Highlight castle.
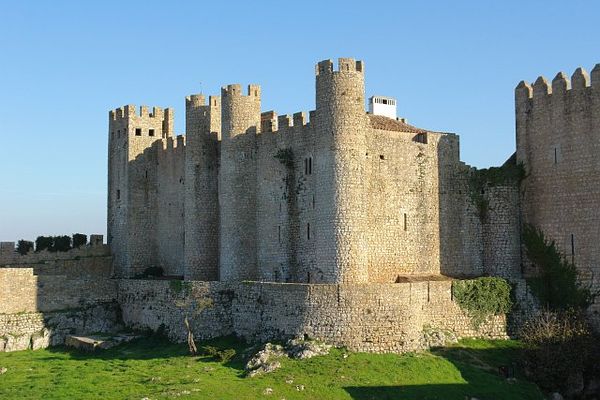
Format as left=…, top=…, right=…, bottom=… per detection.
left=108, top=58, right=527, bottom=284
left=1, top=58, right=598, bottom=353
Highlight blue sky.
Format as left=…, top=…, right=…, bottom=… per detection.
left=0, top=0, right=598, bottom=241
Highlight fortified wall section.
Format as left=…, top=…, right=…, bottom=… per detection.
left=516, top=66, right=600, bottom=295
left=0, top=268, right=120, bottom=352
left=0, top=242, right=112, bottom=278
left=118, top=279, right=509, bottom=353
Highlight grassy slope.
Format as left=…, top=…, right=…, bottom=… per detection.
left=0, top=337, right=543, bottom=400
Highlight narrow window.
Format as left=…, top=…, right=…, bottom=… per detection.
left=571, top=234, right=575, bottom=256
left=312, top=194, right=315, bottom=209
left=554, top=148, right=558, bottom=164
left=304, top=158, right=308, bottom=175
left=145, top=170, right=148, bottom=179
left=403, top=213, right=407, bottom=231
left=308, top=157, right=312, bottom=174
left=135, top=128, right=141, bottom=136
left=278, top=226, right=281, bottom=243
left=116, top=189, right=121, bottom=200
left=149, top=129, right=155, bottom=137
left=111, top=131, right=115, bottom=140
left=307, top=223, right=311, bottom=240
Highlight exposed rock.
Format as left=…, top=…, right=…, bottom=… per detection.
left=286, top=339, right=331, bottom=359
left=65, top=333, right=140, bottom=352
left=246, top=343, right=286, bottom=377
left=420, top=327, right=458, bottom=348
left=263, top=387, right=273, bottom=395
left=0, top=367, right=7, bottom=374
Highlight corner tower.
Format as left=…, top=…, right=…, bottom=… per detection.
left=219, top=84, right=261, bottom=281
left=516, top=64, right=600, bottom=305
left=314, top=58, right=369, bottom=283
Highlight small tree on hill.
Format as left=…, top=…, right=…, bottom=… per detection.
left=16, top=240, right=33, bottom=255
left=52, top=235, right=72, bottom=252
left=35, top=236, right=53, bottom=252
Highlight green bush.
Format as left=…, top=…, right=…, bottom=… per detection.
left=35, top=236, right=53, bottom=252
left=16, top=240, right=33, bottom=255
left=201, top=346, right=235, bottom=363
left=522, top=224, right=595, bottom=311
left=52, top=235, right=72, bottom=252
left=72, top=233, right=87, bottom=248
left=452, top=277, right=512, bottom=327
left=216, top=348, right=236, bottom=363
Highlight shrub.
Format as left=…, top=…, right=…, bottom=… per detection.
left=52, top=235, right=72, bottom=252
left=35, top=236, right=53, bottom=252
left=216, top=348, right=236, bottom=363
left=201, top=346, right=236, bottom=363
left=72, top=233, right=87, bottom=248
left=16, top=240, right=33, bottom=255
left=520, top=310, right=598, bottom=395
left=452, top=277, right=512, bottom=327
left=522, top=224, right=596, bottom=311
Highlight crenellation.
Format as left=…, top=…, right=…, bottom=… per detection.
left=571, top=67, right=590, bottom=89
left=293, top=111, right=306, bottom=127
left=552, top=71, right=570, bottom=93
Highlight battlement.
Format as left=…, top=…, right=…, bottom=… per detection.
left=221, top=84, right=261, bottom=99
left=515, top=64, right=600, bottom=103
left=185, top=94, right=220, bottom=108
left=315, top=58, right=364, bottom=76
left=109, top=105, right=170, bottom=121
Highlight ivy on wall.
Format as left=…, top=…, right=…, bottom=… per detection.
left=522, top=224, right=596, bottom=311
left=452, top=277, right=512, bottom=327
left=468, top=157, right=525, bottom=221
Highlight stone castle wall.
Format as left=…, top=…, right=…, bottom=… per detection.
left=0, top=244, right=112, bottom=278
left=517, top=65, right=600, bottom=320
left=0, top=268, right=117, bottom=314
left=118, top=279, right=508, bottom=353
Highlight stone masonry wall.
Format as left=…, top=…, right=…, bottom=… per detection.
left=0, top=303, right=120, bottom=352
left=0, top=268, right=117, bottom=314
left=0, top=244, right=112, bottom=278
left=516, top=65, right=600, bottom=324
left=118, top=279, right=507, bottom=353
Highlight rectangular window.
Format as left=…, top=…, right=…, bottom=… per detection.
left=571, top=234, right=575, bottom=256
left=116, top=189, right=120, bottom=200
left=135, top=128, right=141, bottom=136
left=554, top=148, right=558, bottom=164
left=149, top=129, right=155, bottom=137
left=404, top=213, right=407, bottom=231
left=307, top=223, right=311, bottom=240
left=278, top=226, right=281, bottom=243
left=308, top=157, right=312, bottom=174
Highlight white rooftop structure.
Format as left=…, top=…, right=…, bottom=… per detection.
left=368, top=96, right=397, bottom=120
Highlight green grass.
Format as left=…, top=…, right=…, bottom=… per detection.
left=0, top=336, right=543, bottom=400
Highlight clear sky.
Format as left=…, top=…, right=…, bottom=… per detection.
left=0, top=0, right=598, bottom=242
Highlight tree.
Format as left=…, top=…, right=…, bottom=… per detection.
left=52, top=235, right=72, bottom=252
left=16, top=240, right=33, bottom=255
left=35, top=236, right=53, bottom=252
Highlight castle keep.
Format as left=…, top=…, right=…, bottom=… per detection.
left=107, top=58, right=523, bottom=284
left=2, top=58, right=598, bottom=353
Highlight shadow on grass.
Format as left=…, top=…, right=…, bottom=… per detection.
left=344, top=340, right=543, bottom=400
left=40, top=334, right=249, bottom=371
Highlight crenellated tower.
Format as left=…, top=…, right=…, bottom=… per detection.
left=183, top=94, right=221, bottom=280
left=107, top=104, right=173, bottom=277
left=516, top=64, right=600, bottom=292
left=219, top=84, right=261, bottom=281
left=313, top=58, right=369, bottom=283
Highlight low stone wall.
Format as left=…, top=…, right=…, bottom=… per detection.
left=118, top=279, right=508, bottom=353
left=0, top=268, right=118, bottom=313
left=0, top=245, right=112, bottom=278
left=0, top=302, right=121, bottom=352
